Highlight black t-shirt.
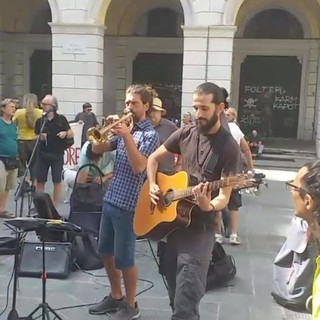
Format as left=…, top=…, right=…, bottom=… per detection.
left=164, top=124, right=240, bottom=193
left=35, top=114, right=70, bottom=155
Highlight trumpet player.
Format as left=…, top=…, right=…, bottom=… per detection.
left=89, top=84, right=159, bottom=320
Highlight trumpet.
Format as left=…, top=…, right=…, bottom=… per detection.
left=87, top=112, right=133, bottom=144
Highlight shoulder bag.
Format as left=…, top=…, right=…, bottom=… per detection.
left=58, top=115, right=74, bottom=150
left=0, top=157, right=19, bottom=170
left=272, top=217, right=316, bottom=311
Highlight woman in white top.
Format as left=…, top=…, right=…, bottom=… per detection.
left=215, top=107, right=254, bottom=245
left=226, top=107, right=254, bottom=169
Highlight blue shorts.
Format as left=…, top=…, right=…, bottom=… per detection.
left=98, top=202, right=136, bottom=269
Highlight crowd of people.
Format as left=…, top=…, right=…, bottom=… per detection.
left=2, top=82, right=320, bottom=320
left=0, top=94, right=74, bottom=218
left=0, top=84, right=260, bottom=247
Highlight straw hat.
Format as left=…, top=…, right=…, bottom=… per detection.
left=152, top=97, right=166, bottom=115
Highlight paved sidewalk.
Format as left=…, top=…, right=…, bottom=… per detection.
left=0, top=169, right=312, bottom=320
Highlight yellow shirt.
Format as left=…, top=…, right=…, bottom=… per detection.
left=313, top=256, right=320, bottom=319
left=13, top=108, right=42, bottom=140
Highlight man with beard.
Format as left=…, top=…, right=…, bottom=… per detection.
left=147, top=82, right=240, bottom=320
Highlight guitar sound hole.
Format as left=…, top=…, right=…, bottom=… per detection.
left=162, top=189, right=173, bottom=207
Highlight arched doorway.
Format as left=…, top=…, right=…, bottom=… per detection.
left=238, top=9, right=304, bottom=138
left=102, top=0, right=185, bottom=122
left=131, top=7, right=184, bottom=121
left=232, top=1, right=320, bottom=140
left=242, top=9, right=304, bottom=39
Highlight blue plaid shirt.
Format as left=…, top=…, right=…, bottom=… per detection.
left=104, top=119, right=159, bottom=212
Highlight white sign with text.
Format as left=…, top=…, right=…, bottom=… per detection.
left=62, top=42, right=87, bottom=55
left=63, top=122, right=83, bottom=169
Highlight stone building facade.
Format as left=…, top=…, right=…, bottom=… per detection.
left=1, top=0, right=320, bottom=150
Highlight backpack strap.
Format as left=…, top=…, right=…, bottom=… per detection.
left=73, top=163, right=104, bottom=189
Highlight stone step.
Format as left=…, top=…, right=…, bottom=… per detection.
left=253, top=153, right=315, bottom=161
left=263, top=148, right=316, bottom=157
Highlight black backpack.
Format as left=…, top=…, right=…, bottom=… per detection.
left=206, top=242, right=236, bottom=290
left=71, top=233, right=103, bottom=271
left=69, top=164, right=106, bottom=222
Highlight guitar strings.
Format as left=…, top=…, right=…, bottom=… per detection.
left=163, top=175, right=251, bottom=202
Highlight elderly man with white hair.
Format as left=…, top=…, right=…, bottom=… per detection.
left=35, top=94, right=74, bottom=205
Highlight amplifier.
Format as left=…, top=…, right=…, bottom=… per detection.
left=19, top=241, right=73, bottom=279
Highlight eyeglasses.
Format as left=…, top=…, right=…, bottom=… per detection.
left=285, top=180, right=308, bottom=195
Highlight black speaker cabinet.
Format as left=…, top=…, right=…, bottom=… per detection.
left=19, top=241, right=73, bottom=279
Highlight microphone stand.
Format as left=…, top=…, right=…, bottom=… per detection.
left=14, top=115, right=48, bottom=218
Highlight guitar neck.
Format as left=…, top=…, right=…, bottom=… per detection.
left=172, top=178, right=230, bottom=201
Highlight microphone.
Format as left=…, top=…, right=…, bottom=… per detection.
left=42, top=107, right=55, bottom=116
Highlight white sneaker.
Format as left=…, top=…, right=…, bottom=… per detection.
left=229, top=235, right=241, bottom=245
left=215, top=234, right=223, bottom=244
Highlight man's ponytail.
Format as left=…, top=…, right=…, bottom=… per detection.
left=221, top=87, right=229, bottom=110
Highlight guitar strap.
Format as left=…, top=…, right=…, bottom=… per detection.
left=201, top=129, right=229, bottom=182
left=201, top=154, right=219, bottom=182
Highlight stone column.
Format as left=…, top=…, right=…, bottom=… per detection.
left=115, top=37, right=129, bottom=114
left=0, top=34, right=24, bottom=99
left=181, top=25, right=236, bottom=115
left=11, top=37, right=24, bottom=100
left=103, top=36, right=117, bottom=115
left=306, top=42, right=319, bottom=141
left=50, top=23, right=105, bottom=120
left=0, top=33, right=4, bottom=99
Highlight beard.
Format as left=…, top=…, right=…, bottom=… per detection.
left=196, top=111, right=219, bottom=134
left=131, top=112, right=138, bottom=123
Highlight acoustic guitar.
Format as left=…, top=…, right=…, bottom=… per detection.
left=133, top=171, right=254, bottom=241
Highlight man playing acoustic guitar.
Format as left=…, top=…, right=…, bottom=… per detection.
left=147, top=82, right=240, bottom=320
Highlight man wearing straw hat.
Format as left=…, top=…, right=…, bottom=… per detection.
left=149, top=97, right=178, bottom=175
